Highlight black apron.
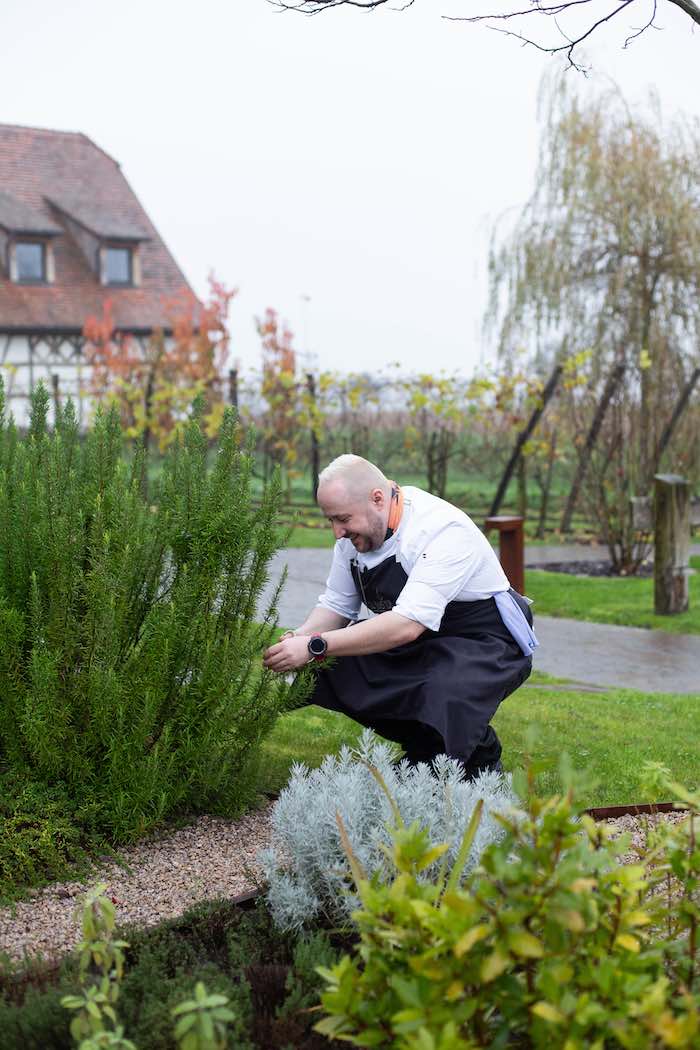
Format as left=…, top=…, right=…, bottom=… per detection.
left=309, top=554, right=533, bottom=763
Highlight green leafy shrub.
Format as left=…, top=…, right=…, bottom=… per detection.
left=171, top=981, right=235, bottom=1050
left=74, top=1030, right=137, bottom=1049
left=277, top=930, right=340, bottom=1020
left=61, top=884, right=131, bottom=1045
left=0, top=983, right=72, bottom=1050
left=60, top=886, right=239, bottom=1050
left=120, top=963, right=249, bottom=1050
left=317, top=762, right=700, bottom=1049
left=0, top=380, right=309, bottom=855
left=94, top=900, right=255, bottom=1050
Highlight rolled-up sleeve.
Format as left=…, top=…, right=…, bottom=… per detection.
left=393, top=524, right=480, bottom=631
left=317, top=543, right=362, bottom=621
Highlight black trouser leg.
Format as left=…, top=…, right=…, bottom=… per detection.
left=455, top=724, right=503, bottom=780
left=374, top=718, right=503, bottom=780
left=371, top=718, right=445, bottom=767
left=371, top=718, right=502, bottom=780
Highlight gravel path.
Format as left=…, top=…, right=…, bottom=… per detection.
left=603, top=809, right=689, bottom=864
left=0, top=803, right=274, bottom=965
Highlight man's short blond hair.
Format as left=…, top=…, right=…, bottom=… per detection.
left=317, top=455, right=390, bottom=500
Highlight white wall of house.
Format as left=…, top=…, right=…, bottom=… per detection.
left=0, top=333, right=90, bottom=429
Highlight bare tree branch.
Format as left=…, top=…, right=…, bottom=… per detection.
left=270, top=0, right=700, bottom=60
left=623, top=0, right=660, bottom=46
left=445, top=0, right=644, bottom=70
left=448, top=0, right=620, bottom=23
left=271, top=0, right=413, bottom=11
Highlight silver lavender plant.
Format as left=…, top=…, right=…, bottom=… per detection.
left=259, top=729, right=517, bottom=931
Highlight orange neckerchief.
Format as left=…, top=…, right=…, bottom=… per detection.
left=384, top=482, right=404, bottom=541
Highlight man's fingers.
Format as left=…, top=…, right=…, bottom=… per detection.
left=264, top=652, right=288, bottom=671
left=263, top=637, right=309, bottom=673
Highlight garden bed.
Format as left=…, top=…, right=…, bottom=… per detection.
left=1, top=793, right=689, bottom=968
left=0, top=896, right=346, bottom=1050
left=0, top=789, right=694, bottom=1049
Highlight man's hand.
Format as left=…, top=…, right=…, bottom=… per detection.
left=263, top=635, right=312, bottom=674
left=263, top=610, right=426, bottom=673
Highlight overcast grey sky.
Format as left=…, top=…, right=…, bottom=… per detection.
left=2, top=0, right=699, bottom=376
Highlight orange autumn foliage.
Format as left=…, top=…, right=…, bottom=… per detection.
left=256, top=307, right=300, bottom=475
left=83, top=275, right=237, bottom=450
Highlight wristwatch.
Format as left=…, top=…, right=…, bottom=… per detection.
left=307, top=634, right=328, bottom=662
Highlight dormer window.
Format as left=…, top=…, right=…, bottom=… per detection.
left=104, top=246, right=132, bottom=286
left=16, top=241, right=46, bottom=283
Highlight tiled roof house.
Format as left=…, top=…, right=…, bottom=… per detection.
left=0, top=123, right=198, bottom=424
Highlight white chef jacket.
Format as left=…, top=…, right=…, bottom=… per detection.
left=317, top=486, right=513, bottom=633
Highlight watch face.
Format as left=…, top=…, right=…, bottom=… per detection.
left=308, top=635, right=327, bottom=656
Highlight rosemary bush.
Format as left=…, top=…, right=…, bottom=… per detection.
left=0, top=381, right=308, bottom=848
left=260, top=729, right=516, bottom=930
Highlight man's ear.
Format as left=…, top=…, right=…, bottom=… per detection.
left=370, top=487, right=385, bottom=507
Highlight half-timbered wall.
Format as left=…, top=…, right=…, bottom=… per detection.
left=0, top=333, right=88, bottom=428
left=0, top=332, right=151, bottom=429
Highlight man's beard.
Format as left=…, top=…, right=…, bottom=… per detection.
left=349, top=508, right=386, bottom=552
left=363, top=508, right=387, bottom=551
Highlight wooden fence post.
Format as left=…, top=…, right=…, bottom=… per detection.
left=484, top=515, right=525, bottom=594
left=654, top=474, right=690, bottom=615
left=306, top=372, right=320, bottom=502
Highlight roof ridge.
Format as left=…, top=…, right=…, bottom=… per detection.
left=0, top=121, right=83, bottom=138
left=0, top=122, right=120, bottom=168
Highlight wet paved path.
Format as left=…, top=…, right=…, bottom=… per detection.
left=522, top=542, right=700, bottom=565
left=260, top=546, right=700, bottom=695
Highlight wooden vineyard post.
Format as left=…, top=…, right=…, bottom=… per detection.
left=654, top=474, right=690, bottom=615
left=484, top=516, right=525, bottom=595
left=228, top=368, right=239, bottom=411
left=306, top=372, right=320, bottom=502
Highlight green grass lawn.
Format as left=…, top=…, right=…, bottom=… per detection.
left=526, top=556, right=700, bottom=635
left=257, top=674, right=699, bottom=809
left=285, top=524, right=336, bottom=548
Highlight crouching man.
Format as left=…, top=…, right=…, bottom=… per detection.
left=263, top=455, right=537, bottom=779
